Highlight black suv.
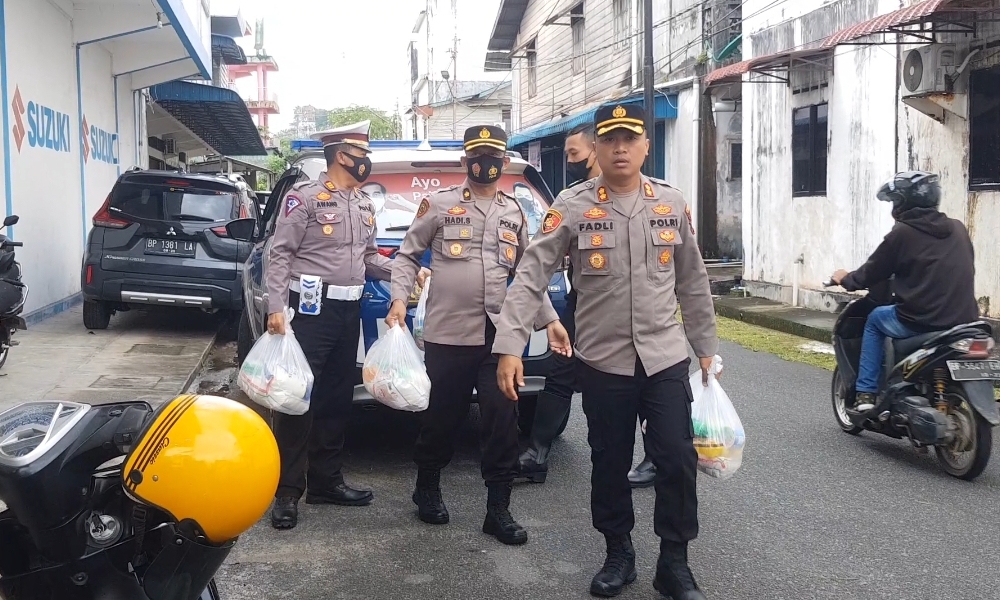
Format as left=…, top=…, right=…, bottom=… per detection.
left=80, top=169, right=261, bottom=330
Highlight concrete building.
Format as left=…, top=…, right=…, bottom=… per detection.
left=0, top=0, right=212, bottom=319
left=704, top=0, right=1000, bottom=319
left=409, top=81, right=512, bottom=139
left=405, top=0, right=508, bottom=141
left=228, top=20, right=279, bottom=146
left=484, top=0, right=743, bottom=258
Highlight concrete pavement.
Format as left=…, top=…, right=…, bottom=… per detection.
left=213, top=340, right=1000, bottom=600
left=0, top=305, right=220, bottom=411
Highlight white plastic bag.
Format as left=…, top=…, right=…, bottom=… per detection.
left=237, top=308, right=314, bottom=415
left=362, top=324, right=431, bottom=412
left=412, top=276, right=430, bottom=350
left=689, top=355, right=745, bottom=479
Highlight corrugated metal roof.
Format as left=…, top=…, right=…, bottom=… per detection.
left=822, top=0, right=952, bottom=47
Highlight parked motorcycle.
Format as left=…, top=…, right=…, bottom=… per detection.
left=0, top=214, right=26, bottom=371
left=824, top=280, right=1000, bottom=480
left=0, top=394, right=280, bottom=599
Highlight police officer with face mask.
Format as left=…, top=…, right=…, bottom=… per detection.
left=387, top=125, right=566, bottom=546
left=266, top=121, right=429, bottom=530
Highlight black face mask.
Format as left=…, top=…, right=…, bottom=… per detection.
left=342, top=153, right=372, bottom=183
left=466, top=155, right=505, bottom=184
left=566, top=154, right=593, bottom=183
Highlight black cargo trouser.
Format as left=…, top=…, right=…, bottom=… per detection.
left=274, top=292, right=361, bottom=499
left=579, top=357, right=699, bottom=543
left=414, top=321, right=519, bottom=484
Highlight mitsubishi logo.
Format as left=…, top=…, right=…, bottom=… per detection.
left=166, top=227, right=176, bottom=236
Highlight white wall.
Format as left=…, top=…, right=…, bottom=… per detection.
left=2, top=0, right=143, bottom=314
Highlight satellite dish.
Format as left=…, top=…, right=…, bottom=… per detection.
left=903, top=49, right=924, bottom=93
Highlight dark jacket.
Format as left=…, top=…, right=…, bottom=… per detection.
left=841, top=207, right=978, bottom=332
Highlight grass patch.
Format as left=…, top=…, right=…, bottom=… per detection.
left=714, top=315, right=837, bottom=371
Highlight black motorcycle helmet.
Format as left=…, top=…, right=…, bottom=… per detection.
left=876, top=171, right=941, bottom=217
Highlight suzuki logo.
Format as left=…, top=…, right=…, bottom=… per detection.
left=166, top=227, right=176, bottom=236
left=11, top=87, right=25, bottom=152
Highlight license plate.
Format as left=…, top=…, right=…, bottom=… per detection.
left=946, top=359, right=1000, bottom=381
left=144, top=238, right=196, bottom=257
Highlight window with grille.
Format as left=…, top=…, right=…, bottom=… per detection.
left=792, top=103, right=828, bottom=196
left=571, top=4, right=585, bottom=75
left=613, top=0, right=630, bottom=50
left=527, top=39, right=538, bottom=98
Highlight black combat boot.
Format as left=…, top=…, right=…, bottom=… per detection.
left=517, top=391, right=572, bottom=484
left=628, top=456, right=656, bottom=488
left=482, top=482, right=527, bottom=545
left=589, top=533, right=637, bottom=597
left=271, top=496, right=298, bottom=530
left=653, top=540, right=707, bottom=600
left=412, top=469, right=449, bottom=525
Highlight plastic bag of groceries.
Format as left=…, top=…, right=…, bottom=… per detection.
left=237, top=307, right=314, bottom=415
left=412, top=276, right=430, bottom=350
left=689, top=355, right=745, bottom=480
left=362, top=324, right=431, bottom=412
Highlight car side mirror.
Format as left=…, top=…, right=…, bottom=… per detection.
left=3, top=215, right=18, bottom=227
left=226, top=218, right=257, bottom=242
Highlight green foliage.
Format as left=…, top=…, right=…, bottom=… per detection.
left=312, top=105, right=401, bottom=140
left=266, top=153, right=287, bottom=175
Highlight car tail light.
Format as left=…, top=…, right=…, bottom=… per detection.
left=86, top=265, right=93, bottom=285
left=377, top=247, right=395, bottom=258
left=211, top=226, right=230, bottom=237
left=951, top=337, right=995, bottom=358
left=92, top=194, right=130, bottom=229
left=164, top=179, right=191, bottom=186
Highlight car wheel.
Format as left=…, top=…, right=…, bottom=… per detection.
left=237, top=309, right=253, bottom=367
left=83, top=300, right=112, bottom=330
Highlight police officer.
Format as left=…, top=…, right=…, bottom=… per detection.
left=386, top=124, right=565, bottom=546
left=266, top=121, right=428, bottom=530
left=518, top=122, right=657, bottom=489
left=494, top=104, right=720, bottom=599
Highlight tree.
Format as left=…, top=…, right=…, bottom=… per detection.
left=319, top=105, right=400, bottom=140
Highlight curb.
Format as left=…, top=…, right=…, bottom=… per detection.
left=180, top=327, right=221, bottom=394
left=714, top=300, right=833, bottom=344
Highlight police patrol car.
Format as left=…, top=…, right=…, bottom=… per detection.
left=233, top=140, right=571, bottom=423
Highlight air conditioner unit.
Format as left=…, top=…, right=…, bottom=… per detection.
left=901, top=43, right=958, bottom=97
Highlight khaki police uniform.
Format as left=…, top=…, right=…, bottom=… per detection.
left=494, top=171, right=718, bottom=545
left=392, top=181, right=558, bottom=485
left=266, top=123, right=392, bottom=509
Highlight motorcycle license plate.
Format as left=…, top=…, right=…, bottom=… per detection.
left=946, top=359, right=1000, bottom=381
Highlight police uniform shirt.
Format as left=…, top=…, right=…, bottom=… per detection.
left=493, top=175, right=719, bottom=376
left=266, top=171, right=392, bottom=314
left=391, top=183, right=559, bottom=347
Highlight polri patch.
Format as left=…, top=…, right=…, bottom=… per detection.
left=541, top=209, right=563, bottom=234
left=417, top=197, right=430, bottom=218
left=284, top=195, right=302, bottom=216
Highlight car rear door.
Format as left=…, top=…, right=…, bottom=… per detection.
left=97, top=175, right=244, bottom=281
left=244, top=167, right=305, bottom=339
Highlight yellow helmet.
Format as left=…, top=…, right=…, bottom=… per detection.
left=122, top=394, right=280, bottom=544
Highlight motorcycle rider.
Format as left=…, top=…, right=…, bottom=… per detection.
left=830, top=171, right=979, bottom=415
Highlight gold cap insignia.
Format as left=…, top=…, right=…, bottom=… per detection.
left=612, top=105, right=627, bottom=118
left=589, top=252, right=607, bottom=269
left=480, top=128, right=491, bottom=139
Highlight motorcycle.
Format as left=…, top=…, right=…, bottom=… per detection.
left=0, top=394, right=280, bottom=599
left=0, top=214, right=27, bottom=371
left=824, top=280, right=1000, bottom=480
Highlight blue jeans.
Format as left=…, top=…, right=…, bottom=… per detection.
left=856, top=305, right=916, bottom=393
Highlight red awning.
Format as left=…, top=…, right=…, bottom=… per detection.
left=822, top=0, right=953, bottom=46
left=704, top=59, right=754, bottom=85
left=704, top=48, right=832, bottom=85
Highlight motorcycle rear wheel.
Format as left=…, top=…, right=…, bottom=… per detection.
left=935, top=392, right=992, bottom=481
left=831, top=367, right=863, bottom=435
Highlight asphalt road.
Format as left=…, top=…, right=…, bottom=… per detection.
left=215, top=341, right=1000, bottom=600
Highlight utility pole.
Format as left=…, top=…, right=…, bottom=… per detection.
left=642, top=0, right=655, bottom=176
left=451, top=34, right=458, bottom=139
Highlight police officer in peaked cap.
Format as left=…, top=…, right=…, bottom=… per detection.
left=494, top=103, right=720, bottom=599
left=387, top=124, right=567, bottom=546
left=266, top=120, right=429, bottom=530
